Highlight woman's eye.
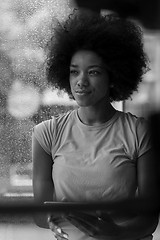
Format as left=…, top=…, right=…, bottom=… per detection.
left=89, top=70, right=100, bottom=76
left=70, top=70, right=78, bottom=75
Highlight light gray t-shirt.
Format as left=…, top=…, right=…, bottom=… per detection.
left=33, top=109, right=152, bottom=240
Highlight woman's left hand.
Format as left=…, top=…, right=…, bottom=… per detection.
left=48, top=215, right=69, bottom=240
left=65, top=211, right=120, bottom=239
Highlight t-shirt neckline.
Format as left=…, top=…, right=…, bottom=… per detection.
left=74, top=108, right=120, bottom=131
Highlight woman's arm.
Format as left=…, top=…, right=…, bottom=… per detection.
left=32, top=135, right=54, bottom=228
left=116, top=149, right=159, bottom=239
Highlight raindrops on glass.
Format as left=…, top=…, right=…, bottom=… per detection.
left=0, top=0, right=73, bottom=191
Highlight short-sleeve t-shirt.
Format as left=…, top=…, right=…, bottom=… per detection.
left=33, top=109, right=152, bottom=240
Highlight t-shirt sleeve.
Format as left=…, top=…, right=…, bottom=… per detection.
left=136, top=117, right=152, bottom=158
left=32, top=118, right=56, bottom=155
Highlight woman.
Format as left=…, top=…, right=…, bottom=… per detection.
left=32, top=10, right=159, bottom=240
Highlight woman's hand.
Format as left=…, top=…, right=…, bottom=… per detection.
left=48, top=214, right=69, bottom=240
left=65, top=211, right=120, bottom=239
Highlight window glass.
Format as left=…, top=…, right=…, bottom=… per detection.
left=0, top=1, right=76, bottom=239
left=124, top=34, right=160, bottom=118
left=0, top=0, right=73, bottom=200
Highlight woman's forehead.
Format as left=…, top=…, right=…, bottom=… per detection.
left=70, top=50, right=104, bottom=66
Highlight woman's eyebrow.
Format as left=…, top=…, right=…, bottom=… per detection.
left=70, top=64, right=103, bottom=68
left=70, top=64, right=78, bottom=67
left=88, top=65, right=103, bottom=69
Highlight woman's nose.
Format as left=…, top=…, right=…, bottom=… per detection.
left=77, top=73, right=89, bottom=87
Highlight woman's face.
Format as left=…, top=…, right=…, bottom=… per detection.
left=69, top=50, right=110, bottom=107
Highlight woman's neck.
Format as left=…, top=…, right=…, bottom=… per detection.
left=77, top=103, right=116, bottom=126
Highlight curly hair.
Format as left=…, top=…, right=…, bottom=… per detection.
left=46, top=10, right=149, bottom=102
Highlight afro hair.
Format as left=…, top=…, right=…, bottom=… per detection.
left=46, top=10, right=149, bottom=102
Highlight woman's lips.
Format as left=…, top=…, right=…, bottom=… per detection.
left=75, top=91, right=91, bottom=96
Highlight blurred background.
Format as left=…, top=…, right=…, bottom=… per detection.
left=0, top=0, right=159, bottom=239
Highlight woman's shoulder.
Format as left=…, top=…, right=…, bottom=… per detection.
left=34, top=109, right=76, bottom=133
left=32, top=110, right=76, bottom=154
left=54, top=109, right=75, bottom=123
left=116, top=111, right=150, bottom=142
left=116, top=111, right=151, bottom=158
left=33, top=117, right=55, bottom=133
left=117, top=111, right=148, bottom=126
